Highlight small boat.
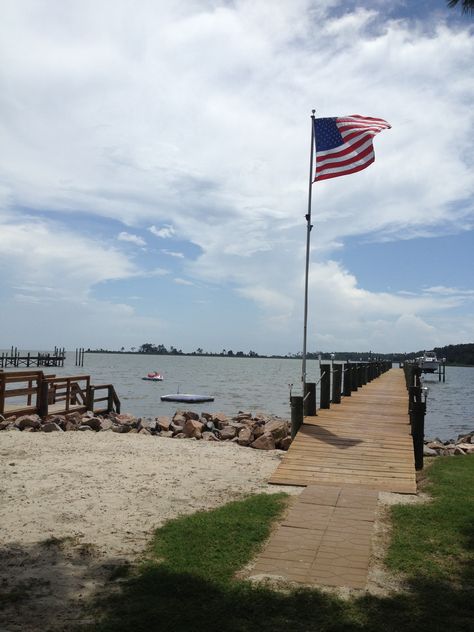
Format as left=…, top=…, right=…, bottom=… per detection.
left=142, top=372, right=164, bottom=382
left=160, top=393, right=214, bottom=403
left=416, top=351, right=440, bottom=374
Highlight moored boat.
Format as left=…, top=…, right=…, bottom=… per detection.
left=160, top=393, right=214, bottom=403
left=142, top=372, right=164, bottom=381
left=416, top=351, right=440, bottom=374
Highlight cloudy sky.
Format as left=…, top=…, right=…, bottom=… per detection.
left=0, top=0, right=472, bottom=355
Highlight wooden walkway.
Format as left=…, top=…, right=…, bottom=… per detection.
left=251, top=369, right=416, bottom=590
left=269, top=368, right=416, bottom=494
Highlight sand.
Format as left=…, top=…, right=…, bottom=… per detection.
left=0, top=432, right=297, bottom=631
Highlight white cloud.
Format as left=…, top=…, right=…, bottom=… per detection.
left=174, top=278, right=195, bottom=286
left=0, top=1, right=472, bottom=351
left=149, top=224, right=176, bottom=239
left=161, top=249, right=184, bottom=258
left=117, top=231, right=146, bottom=246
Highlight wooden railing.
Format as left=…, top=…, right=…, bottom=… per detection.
left=86, top=384, right=121, bottom=415
left=0, top=370, right=120, bottom=418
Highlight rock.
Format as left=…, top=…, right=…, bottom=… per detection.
left=66, top=412, right=83, bottom=424
left=201, top=412, right=213, bottom=421
left=81, top=417, right=102, bottom=431
left=219, top=426, right=237, bottom=440
left=454, top=447, right=466, bottom=455
left=250, top=433, right=276, bottom=450
left=139, top=418, right=157, bottom=432
left=212, top=413, right=229, bottom=429
left=183, top=419, right=204, bottom=438
left=279, top=436, right=292, bottom=451
left=115, top=414, right=138, bottom=427
left=6, top=425, right=20, bottom=431
left=423, top=446, right=438, bottom=456
left=64, top=421, right=78, bottom=431
left=0, top=419, right=11, bottom=430
left=202, top=431, right=219, bottom=441
left=235, top=411, right=252, bottom=421
left=456, top=443, right=474, bottom=454
left=252, top=424, right=265, bottom=439
left=139, top=428, right=151, bottom=435
left=204, top=420, right=216, bottom=432
left=160, top=430, right=174, bottom=438
left=42, top=422, right=63, bottom=432
left=112, top=424, right=130, bottom=433
left=174, top=432, right=185, bottom=439
left=15, top=415, right=41, bottom=430
left=156, top=416, right=171, bottom=432
left=170, top=421, right=184, bottom=435
left=99, top=418, right=113, bottom=431
left=23, top=426, right=36, bottom=432
left=264, top=419, right=289, bottom=441
left=183, top=410, right=200, bottom=421
left=426, top=441, right=445, bottom=450
left=173, top=413, right=186, bottom=425
left=78, top=425, right=93, bottom=431
left=229, top=422, right=246, bottom=431
left=457, top=433, right=474, bottom=444
left=237, top=427, right=253, bottom=446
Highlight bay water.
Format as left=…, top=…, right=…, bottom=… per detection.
left=3, top=352, right=473, bottom=441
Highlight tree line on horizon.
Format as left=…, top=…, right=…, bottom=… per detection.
left=86, top=343, right=474, bottom=365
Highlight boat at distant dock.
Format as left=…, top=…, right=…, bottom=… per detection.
left=416, top=351, right=440, bottom=374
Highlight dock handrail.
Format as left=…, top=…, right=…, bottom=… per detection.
left=0, top=371, right=120, bottom=418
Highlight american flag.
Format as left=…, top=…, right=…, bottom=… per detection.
left=314, top=115, right=391, bottom=181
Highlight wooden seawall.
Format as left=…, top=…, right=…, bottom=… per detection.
left=269, top=368, right=416, bottom=494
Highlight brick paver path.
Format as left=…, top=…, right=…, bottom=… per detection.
left=250, top=484, right=379, bottom=589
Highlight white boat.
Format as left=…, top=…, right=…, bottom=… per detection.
left=416, top=351, right=439, bottom=374
left=161, top=393, right=214, bottom=403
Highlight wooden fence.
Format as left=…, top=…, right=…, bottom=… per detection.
left=0, top=370, right=120, bottom=418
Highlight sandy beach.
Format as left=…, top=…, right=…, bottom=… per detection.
left=0, top=432, right=298, bottom=631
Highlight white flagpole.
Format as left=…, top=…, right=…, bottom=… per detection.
left=301, top=110, right=316, bottom=390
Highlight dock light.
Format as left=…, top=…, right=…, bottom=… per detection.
left=330, top=353, right=335, bottom=360
left=422, top=386, right=429, bottom=402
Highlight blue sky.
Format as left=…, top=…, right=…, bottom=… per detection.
left=0, top=0, right=472, bottom=354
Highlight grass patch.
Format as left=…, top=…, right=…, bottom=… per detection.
left=386, top=456, right=474, bottom=583
left=148, top=492, right=288, bottom=584
left=87, top=460, right=474, bottom=632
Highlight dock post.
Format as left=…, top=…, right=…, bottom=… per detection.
left=332, top=364, right=342, bottom=404
left=357, top=364, right=364, bottom=388
left=304, top=382, right=316, bottom=416
left=410, top=389, right=425, bottom=471
left=319, top=363, right=331, bottom=409
left=351, top=363, right=358, bottom=392
left=38, top=381, right=49, bottom=418
left=290, top=395, right=304, bottom=439
left=343, top=362, right=352, bottom=397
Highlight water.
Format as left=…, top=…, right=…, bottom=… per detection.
left=420, top=367, right=474, bottom=441
left=2, top=353, right=473, bottom=440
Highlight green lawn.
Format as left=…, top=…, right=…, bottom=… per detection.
left=87, top=457, right=474, bottom=632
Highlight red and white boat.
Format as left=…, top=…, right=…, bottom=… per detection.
left=142, top=371, right=164, bottom=381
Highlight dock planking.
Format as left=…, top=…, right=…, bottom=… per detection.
left=269, top=369, right=416, bottom=494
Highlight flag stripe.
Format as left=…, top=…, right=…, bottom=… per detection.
left=314, top=114, right=390, bottom=182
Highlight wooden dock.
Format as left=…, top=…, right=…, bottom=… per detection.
left=269, top=368, right=416, bottom=494
left=0, top=370, right=120, bottom=418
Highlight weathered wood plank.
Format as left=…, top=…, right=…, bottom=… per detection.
left=269, top=369, right=416, bottom=493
